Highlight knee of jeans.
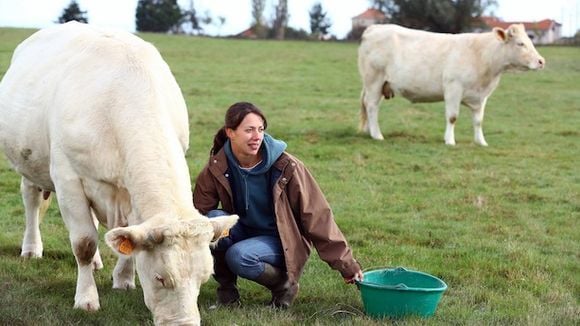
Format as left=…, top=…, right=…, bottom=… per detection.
left=225, top=246, right=262, bottom=280
left=206, top=209, right=229, bottom=218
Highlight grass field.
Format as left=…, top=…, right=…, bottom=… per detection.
left=0, top=27, right=578, bottom=325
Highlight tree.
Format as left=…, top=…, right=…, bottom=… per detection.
left=251, top=0, right=267, bottom=38
left=57, top=0, right=88, bottom=24
left=387, top=0, right=497, bottom=33
left=369, top=0, right=396, bottom=14
left=273, top=0, right=288, bottom=40
left=180, top=0, right=202, bottom=34
left=135, top=0, right=182, bottom=33
left=309, top=2, right=331, bottom=38
left=251, top=0, right=266, bottom=27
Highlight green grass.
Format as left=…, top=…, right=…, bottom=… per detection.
left=1, top=27, right=579, bottom=325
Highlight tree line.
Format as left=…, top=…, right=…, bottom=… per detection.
left=58, top=0, right=526, bottom=40
left=58, top=0, right=333, bottom=40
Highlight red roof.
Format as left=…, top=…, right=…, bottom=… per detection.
left=236, top=28, right=257, bottom=39
left=480, top=16, right=561, bottom=31
left=353, top=8, right=386, bottom=20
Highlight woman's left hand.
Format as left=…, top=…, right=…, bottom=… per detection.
left=344, top=269, right=364, bottom=284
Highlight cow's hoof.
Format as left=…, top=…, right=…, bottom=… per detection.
left=92, top=256, right=104, bottom=270
left=21, top=248, right=43, bottom=258
left=113, top=280, right=136, bottom=290
left=74, top=299, right=100, bottom=312
left=92, top=260, right=104, bottom=270
left=370, top=134, right=384, bottom=140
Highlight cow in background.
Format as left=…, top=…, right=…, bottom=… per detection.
left=358, top=23, right=545, bottom=145
left=0, top=21, right=237, bottom=325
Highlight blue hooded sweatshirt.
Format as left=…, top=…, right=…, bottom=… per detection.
left=223, top=133, right=287, bottom=236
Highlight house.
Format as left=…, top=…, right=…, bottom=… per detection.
left=476, top=16, right=562, bottom=44
left=234, top=27, right=257, bottom=39
left=352, top=8, right=387, bottom=30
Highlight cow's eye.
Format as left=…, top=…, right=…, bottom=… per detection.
left=517, top=42, right=525, bottom=47
left=155, top=273, right=166, bottom=287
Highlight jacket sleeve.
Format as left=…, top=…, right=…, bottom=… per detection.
left=288, top=161, right=361, bottom=278
left=192, top=164, right=220, bottom=215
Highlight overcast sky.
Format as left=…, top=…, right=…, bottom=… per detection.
left=0, top=0, right=578, bottom=37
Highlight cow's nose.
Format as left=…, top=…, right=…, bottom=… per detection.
left=538, top=58, right=545, bottom=68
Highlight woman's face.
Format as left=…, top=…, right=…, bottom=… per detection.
left=226, top=113, right=265, bottom=160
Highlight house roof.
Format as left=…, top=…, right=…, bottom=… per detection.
left=352, top=8, right=386, bottom=20
left=235, top=27, right=257, bottom=39
left=480, top=16, right=561, bottom=31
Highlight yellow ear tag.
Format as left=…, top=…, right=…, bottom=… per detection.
left=220, top=228, right=230, bottom=238
left=119, top=238, right=134, bottom=255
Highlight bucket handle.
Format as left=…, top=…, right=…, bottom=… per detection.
left=355, top=266, right=410, bottom=290
left=358, top=281, right=409, bottom=289
left=362, top=266, right=409, bottom=273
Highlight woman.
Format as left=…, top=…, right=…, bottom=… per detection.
left=193, top=102, right=363, bottom=308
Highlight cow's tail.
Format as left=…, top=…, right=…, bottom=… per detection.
left=359, top=89, right=367, bottom=132
left=39, top=191, right=52, bottom=222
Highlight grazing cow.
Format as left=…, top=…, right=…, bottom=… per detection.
left=0, top=21, right=237, bottom=325
left=358, top=24, right=545, bottom=145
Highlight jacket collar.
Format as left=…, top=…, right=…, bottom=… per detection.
left=208, top=148, right=296, bottom=185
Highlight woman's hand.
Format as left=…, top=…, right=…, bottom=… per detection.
left=344, top=269, right=364, bottom=284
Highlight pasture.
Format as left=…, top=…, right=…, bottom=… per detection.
left=0, top=27, right=578, bottom=325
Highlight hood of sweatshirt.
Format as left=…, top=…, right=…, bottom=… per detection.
left=223, top=134, right=287, bottom=234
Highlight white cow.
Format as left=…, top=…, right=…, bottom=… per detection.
left=0, top=22, right=237, bottom=325
left=358, top=23, right=545, bottom=145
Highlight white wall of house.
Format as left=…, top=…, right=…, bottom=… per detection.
left=528, top=24, right=561, bottom=44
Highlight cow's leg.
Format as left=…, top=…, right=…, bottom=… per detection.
left=361, top=78, right=386, bottom=140
left=359, top=89, right=369, bottom=133
left=89, top=212, right=104, bottom=270
left=470, top=98, right=489, bottom=146
left=112, top=255, right=136, bottom=290
left=443, top=86, right=462, bottom=145
left=51, top=163, right=100, bottom=311
left=20, top=177, right=44, bottom=258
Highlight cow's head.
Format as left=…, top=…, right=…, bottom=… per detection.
left=494, top=24, right=545, bottom=71
left=105, top=214, right=238, bottom=325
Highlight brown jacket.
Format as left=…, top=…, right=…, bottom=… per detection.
left=193, top=149, right=360, bottom=283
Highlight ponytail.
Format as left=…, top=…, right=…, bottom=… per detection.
left=211, top=127, right=228, bottom=156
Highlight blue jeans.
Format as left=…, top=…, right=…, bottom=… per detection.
left=207, top=210, right=285, bottom=281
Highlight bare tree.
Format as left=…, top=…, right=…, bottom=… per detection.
left=251, top=0, right=267, bottom=37
left=273, top=0, right=288, bottom=40
left=252, top=0, right=266, bottom=27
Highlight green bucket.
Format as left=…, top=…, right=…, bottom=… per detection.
left=356, top=267, right=447, bottom=319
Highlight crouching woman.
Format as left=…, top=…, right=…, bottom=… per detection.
left=193, top=102, right=363, bottom=308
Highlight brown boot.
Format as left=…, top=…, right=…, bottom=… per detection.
left=212, top=250, right=240, bottom=306
left=254, top=263, right=299, bottom=308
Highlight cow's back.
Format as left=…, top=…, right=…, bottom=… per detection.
left=359, top=24, right=494, bottom=102
left=0, top=22, right=189, bottom=190
left=360, top=24, right=465, bottom=68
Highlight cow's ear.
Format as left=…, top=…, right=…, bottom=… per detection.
left=493, top=27, right=507, bottom=42
left=105, top=226, right=146, bottom=256
left=209, top=214, right=239, bottom=241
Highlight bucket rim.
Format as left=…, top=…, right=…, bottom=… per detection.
left=356, top=267, right=448, bottom=292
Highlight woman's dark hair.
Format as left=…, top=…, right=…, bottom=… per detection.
left=211, top=102, right=268, bottom=155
